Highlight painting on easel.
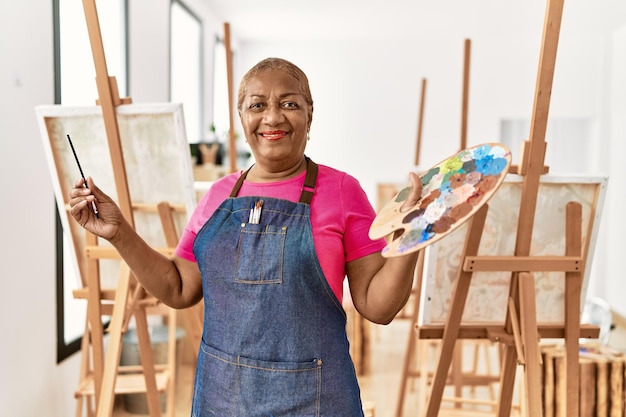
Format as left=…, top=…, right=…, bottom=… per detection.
left=377, top=173, right=607, bottom=325
left=419, top=174, right=608, bottom=325
left=36, top=102, right=196, bottom=288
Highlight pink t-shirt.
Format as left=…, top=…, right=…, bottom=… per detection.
left=175, top=164, right=386, bottom=303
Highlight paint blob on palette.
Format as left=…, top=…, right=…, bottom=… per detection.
left=370, top=143, right=512, bottom=257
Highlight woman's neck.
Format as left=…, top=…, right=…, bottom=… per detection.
left=246, top=157, right=307, bottom=183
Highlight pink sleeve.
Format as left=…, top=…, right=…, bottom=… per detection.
left=175, top=227, right=197, bottom=262
left=340, top=175, right=387, bottom=262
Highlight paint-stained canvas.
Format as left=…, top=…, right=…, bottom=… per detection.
left=377, top=174, right=607, bottom=325
left=36, top=103, right=196, bottom=288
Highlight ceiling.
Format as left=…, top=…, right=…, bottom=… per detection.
left=205, top=0, right=626, bottom=43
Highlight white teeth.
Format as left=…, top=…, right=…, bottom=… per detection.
left=262, top=132, right=283, bottom=139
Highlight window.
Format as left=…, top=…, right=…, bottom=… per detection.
left=53, top=0, right=127, bottom=363
left=170, top=0, right=203, bottom=142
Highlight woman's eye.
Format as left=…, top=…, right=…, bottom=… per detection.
left=248, top=102, right=264, bottom=110
left=282, top=101, right=298, bottom=109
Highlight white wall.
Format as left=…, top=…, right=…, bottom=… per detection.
left=1, top=0, right=625, bottom=415
left=604, top=25, right=626, bottom=311
left=234, top=5, right=613, bottom=196
left=0, top=0, right=70, bottom=414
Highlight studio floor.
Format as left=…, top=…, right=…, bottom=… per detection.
left=110, top=310, right=626, bottom=417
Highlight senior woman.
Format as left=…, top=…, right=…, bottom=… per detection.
left=70, top=57, right=421, bottom=416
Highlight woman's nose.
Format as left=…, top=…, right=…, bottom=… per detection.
left=263, top=104, right=285, bottom=125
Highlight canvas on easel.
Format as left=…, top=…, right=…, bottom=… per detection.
left=420, top=173, right=608, bottom=326
left=36, top=103, right=196, bottom=289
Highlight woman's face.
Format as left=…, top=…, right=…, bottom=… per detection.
left=239, top=69, right=312, bottom=171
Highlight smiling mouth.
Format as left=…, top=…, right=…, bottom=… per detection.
left=260, top=130, right=287, bottom=140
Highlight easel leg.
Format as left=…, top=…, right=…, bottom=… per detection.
left=394, top=295, right=420, bottom=417
left=165, top=308, right=178, bottom=417
left=95, top=264, right=130, bottom=417
left=424, top=205, right=488, bottom=417
left=564, top=202, right=583, bottom=417
left=518, top=272, right=543, bottom=416
left=451, top=343, right=464, bottom=408
left=85, top=232, right=105, bottom=405
left=417, top=341, right=433, bottom=417
left=134, top=306, right=163, bottom=417
left=76, top=317, right=94, bottom=417
left=496, top=346, right=518, bottom=417
left=395, top=251, right=424, bottom=417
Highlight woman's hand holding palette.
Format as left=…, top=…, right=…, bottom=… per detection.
left=370, top=143, right=512, bottom=257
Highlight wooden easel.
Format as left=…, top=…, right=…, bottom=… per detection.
left=459, top=38, right=470, bottom=153
left=414, top=77, right=427, bottom=167
left=397, top=38, right=502, bottom=417
left=417, top=1, right=599, bottom=416
left=223, top=22, right=238, bottom=174
left=73, top=2, right=179, bottom=416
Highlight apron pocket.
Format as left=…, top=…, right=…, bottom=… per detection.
left=193, top=342, right=322, bottom=417
left=234, top=224, right=287, bottom=284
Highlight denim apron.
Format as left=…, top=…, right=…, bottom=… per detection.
left=191, top=158, right=364, bottom=417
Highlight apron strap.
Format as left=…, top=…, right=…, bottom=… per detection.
left=228, top=156, right=319, bottom=205
left=299, top=157, right=317, bottom=204
left=229, top=166, right=250, bottom=198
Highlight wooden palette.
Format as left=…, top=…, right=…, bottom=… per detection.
left=370, top=143, right=512, bottom=257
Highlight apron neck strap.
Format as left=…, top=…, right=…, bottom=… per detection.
left=229, top=156, right=318, bottom=205
left=299, top=157, right=317, bottom=204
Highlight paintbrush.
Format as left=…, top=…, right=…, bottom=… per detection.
left=66, top=134, right=99, bottom=218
